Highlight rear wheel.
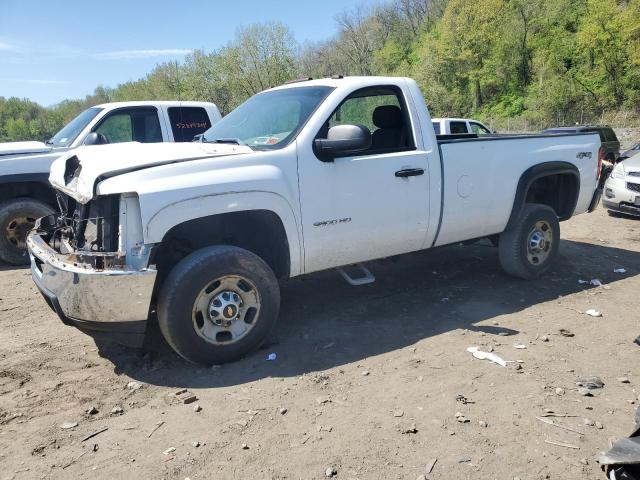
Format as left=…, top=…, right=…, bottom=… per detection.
left=0, top=198, right=55, bottom=265
left=498, top=203, right=560, bottom=280
left=157, top=245, right=280, bottom=365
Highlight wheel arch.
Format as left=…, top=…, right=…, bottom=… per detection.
left=0, top=174, right=57, bottom=207
left=506, top=162, right=580, bottom=230
left=145, top=191, right=302, bottom=281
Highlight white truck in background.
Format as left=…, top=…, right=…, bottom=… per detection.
left=432, top=117, right=493, bottom=135
left=28, top=76, right=602, bottom=365
left=0, top=101, right=221, bottom=264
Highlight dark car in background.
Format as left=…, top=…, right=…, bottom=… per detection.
left=620, top=142, right=640, bottom=160
left=543, top=126, right=621, bottom=163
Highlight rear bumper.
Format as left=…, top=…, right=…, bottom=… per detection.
left=27, top=232, right=156, bottom=347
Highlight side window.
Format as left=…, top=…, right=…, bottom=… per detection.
left=95, top=108, right=162, bottom=144
left=432, top=122, right=441, bottom=135
left=449, top=121, right=468, bottom=134
left=470, top=122, right=491, bottom=135
left=319, top=87, right=414, bottom=152
left=604, top=128, right=618, bottom=143
left=168, top=107, right=211, bottom=142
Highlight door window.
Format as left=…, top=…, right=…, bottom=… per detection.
left=449, top=121, right=468, bottom=134
left=168, top=107, right=211, bottom=142
left=94, top=108, right=162, bottom=144
left=318, top=87, right=414, bottom=153
left=469, top=122, right=491, bottom=135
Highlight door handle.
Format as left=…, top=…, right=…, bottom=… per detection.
left=395, top=168, right=424, bottom=178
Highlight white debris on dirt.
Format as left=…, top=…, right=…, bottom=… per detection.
left=584, top=309, right=602, bottom=317
left=466, top=346, right=507, bottom=367
left=614, top=268, right=627, bottom=273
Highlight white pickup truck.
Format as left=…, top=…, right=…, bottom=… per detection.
left=0, top=101, right=221, bottom=264
left=431, top=117, right=493, bottom=135
left=27, top=76, right=603, bottom=365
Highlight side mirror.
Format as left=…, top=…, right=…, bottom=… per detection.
left=83, top=132, right=107, bottom=146
left=314, top=124, right=372, bottom=162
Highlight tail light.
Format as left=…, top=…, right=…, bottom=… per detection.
left=597, top=146, right=603, bottom=181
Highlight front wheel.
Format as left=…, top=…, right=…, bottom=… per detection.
left=157, top=245, right=280, bottom=365
left=498, top=203, right=560, bottom=280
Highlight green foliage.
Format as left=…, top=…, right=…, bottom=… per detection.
left=2, top=2, right=640, bottom=142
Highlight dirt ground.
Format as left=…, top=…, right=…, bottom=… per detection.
left=0, top=206, right=639, bottom=480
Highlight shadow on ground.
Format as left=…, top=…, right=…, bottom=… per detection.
left=94, top=238, right=640, bottom=388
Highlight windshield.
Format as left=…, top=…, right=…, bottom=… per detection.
left=48, top=107, right=103, bottom=147
left=202, top=86, right=334, bottom=149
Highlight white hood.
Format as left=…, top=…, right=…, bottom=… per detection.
left=0, top=141, right=52, bottom=156
left=49, top=141, right=253, bottom=204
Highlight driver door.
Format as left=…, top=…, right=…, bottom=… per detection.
left=297, top=86, right=430, bottom=273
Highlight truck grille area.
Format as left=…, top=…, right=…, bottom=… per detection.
left=627, top=182, right=640, bottom=193
left=37, top=193, right=120, bottom=256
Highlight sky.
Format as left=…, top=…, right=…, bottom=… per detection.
left=0, top=0, right=368, bottom=107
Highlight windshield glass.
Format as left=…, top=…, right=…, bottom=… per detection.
left=48, top=107, right=103, bottom=147
left=202, top=86, right=334, bottom=149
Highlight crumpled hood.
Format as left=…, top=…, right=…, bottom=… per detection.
left=0, top=141, right=52, bottom=156
left=49, top=141, right=253, bottom=204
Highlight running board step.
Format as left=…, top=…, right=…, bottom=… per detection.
left=337, top=263, right=375, bottom=286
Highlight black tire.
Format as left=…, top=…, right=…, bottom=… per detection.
left=498, top=203, right=560, bottom=280
left=157, top=245, right=280, bottom=365
left=0, top=198, right=55, bottom=266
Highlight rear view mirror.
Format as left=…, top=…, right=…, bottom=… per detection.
left=314, top=124, right=371, bottom=162
left=83, top=132, right=107, bottom=146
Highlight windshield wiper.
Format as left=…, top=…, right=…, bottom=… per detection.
left=206, top=137, right=246, bottom=146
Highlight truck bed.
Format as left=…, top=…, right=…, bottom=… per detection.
left=431, top=132, right=600, bottom=248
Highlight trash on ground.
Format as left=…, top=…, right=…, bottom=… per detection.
left=425, top=458, right=437, bottom=474
left=455, top=412, right=470, bottom=423
left=147, top=421, right=164, bottom=438
left=466, top=346, right=507, bottom=367
left=173, top=390, right=197, bottom=405
left=544, top=439, right=580, bottom=449
left=559, top=329, right=575, bottom=337
left=266, top=353, right=277, bottom=361
left=82, top=426, right=108, bottom=442
left=536, top=416, right=584, bottom=435
left=614, top=268, right=627, bottom=274
left=400, top=423, right=418, bottom=434
left=590, top=279, right=603, bottom=286
left=456, top=394, right=474, bottom=405
left=60, top=421, right=78, bottom=430
left=514, top=344, right=527, bottom=349
left=162, top=447, right=176, bottom=455
left=618, top=377, right=631, bottom=384
left=127, top=381, right=143, bottom=391
left=576, top=376, right=605, bottom=390
left=325, top=467, right=337, bottom=477
left=585, top=309, right=602, bottom=317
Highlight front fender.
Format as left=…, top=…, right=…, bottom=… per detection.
left=143, top=191, right=303, bottom=277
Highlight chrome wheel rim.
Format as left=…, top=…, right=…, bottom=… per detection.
left=192, top=275, right=260, bottom=345
left=5, top=216, right=36, bottom=249
left=527, top=220, right=553, bottom=265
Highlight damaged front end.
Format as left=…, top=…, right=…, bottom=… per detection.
left=36, top=192, right=124, bottom=270
left=27, top=191, right=157, bottom=348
